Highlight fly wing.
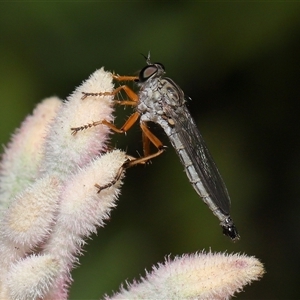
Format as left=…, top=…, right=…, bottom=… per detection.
left=164, top=103, right=231, bottom=215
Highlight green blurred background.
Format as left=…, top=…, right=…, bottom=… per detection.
left=1, top=2, right=300, bottom=299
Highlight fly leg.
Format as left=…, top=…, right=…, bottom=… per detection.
left=124, top=121, right=166, bottom=168
left=94, top=153, right=147, bottom=193
left=81, top=74, right=138, bottom=102
left=71, top=110, right=140, bottom=136
left=71, top=75, right=139, bottom=135
left=94, top=164, right=124, bottom=193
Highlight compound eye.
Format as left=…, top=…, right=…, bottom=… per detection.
left=154, top=62, right=165, bottom=71
left=139, top=65, right=158, bottom=82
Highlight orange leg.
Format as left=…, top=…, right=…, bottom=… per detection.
left=94, top=160, right=125, bottom=193
left=142, top=131, right=151, bottom=157
left=72, top=82, right=140, bottom=134
left=140, top=122, right=164, bottom=150
left=124, top=148, right=165, bottom=168
left=112, top=74, right=139, bottom=81
left=94, top=144, right=164, bottom=193
left=71, top=111, right=140, bottom=135
left=124, top=121, right=165, bottom=168
left=100, top=112, right=140, bottom=134
left=82, top=73, right=139, bottom=101
left=82, top=84, right=139, bottom=103
left=94, top=154, right=147, bottom=193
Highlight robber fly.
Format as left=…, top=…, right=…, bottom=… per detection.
left=72, top=53, right=239, bottom=241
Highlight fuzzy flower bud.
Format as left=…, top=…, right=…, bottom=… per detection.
left=3, top=254, right=61, bottom=300
left=107, top=252, right=265, bottom=300
left=0, top=97, right=61, bottom=212
left=40, top=68, right=114, bottom=179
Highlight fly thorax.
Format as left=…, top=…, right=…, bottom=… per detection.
left=138, top=84, right=164, bottom=115
left=160, top=78, right=185, bottom=107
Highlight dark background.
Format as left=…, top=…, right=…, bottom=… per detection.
left=1, top=2, right=300, bottom=299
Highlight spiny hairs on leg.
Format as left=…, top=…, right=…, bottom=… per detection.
left=71, top=121, right=103, bottom=135
left=81, top=91, right=112, bottom=100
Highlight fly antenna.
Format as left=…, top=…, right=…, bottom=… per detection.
left=140, top=51, right=152, bottom=65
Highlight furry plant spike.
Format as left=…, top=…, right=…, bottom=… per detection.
left=106, top=251, right=264, bottom=300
